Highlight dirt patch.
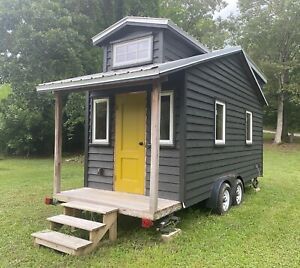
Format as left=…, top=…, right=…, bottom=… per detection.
left=264, top=142, right=300, bottom=152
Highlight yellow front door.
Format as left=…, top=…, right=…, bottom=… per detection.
left=115, top=92, right=146, bottom=194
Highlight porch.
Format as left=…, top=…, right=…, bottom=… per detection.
left=49, top=73, right=171, bottom=217
left=55, top=187, right=182, bottom=221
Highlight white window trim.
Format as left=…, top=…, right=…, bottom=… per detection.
left=92, top=98, right=109, bottom=144
left=215, top=100, right=226, bottom=145
left=160, top=91, right=174, bottom=145
left=112, top=36, right=153, bottom=68
left=246, top=111, right=253, bottom=144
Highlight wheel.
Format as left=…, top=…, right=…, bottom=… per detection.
left=232, top=179, right=244, bottom=206
left=215, top=183, right=231, bottom=215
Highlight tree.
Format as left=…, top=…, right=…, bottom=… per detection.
left=0, top=0, right=103, bottom=154
left=230, top=0, right=300, bottom=143
left=0, top=0, right=160, bottom=155
left=0, top=0, right=228, bottom=155
left=159, top=0, right=228, bottom=49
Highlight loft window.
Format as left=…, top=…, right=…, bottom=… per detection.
left=215, top=101, right=226, bottom=144
left=112, top=36, right=153, bottom=68
left=246, top=111, right=253, bottom=144
left=92, top=98, right=109, bottom=144
left=160, top=91, right=174, bottom=145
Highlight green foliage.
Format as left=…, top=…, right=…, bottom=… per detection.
left=0, top=0, right=103, bottom=155
left=230, top=0, right=300, bottom=132
left=0, top=83, right=11, bottom=100
left=0, top=0, right=228, bottom=155
left=0, top=146, right=300, bottom=266
left=0, top=89, right=54, bottom=155
left=159, top=0, right=228, bottom=49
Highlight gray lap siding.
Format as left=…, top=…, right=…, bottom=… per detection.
left=145, top=84, right=182, bottom=200
left=183, top=55, right=263, bottom=207
left=85, top=93, right=115, bottom=191
left=85, top=82, right=182, bottom=201
left=163, top=31, right=199, bottom=62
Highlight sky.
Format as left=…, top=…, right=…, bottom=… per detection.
left=214, top=0, right=239, bottom=19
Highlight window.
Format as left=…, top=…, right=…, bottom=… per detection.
left=160, top=91, right=174, bottom=145
left=246, top=111, right=253, bottom=144
left=215, top=101, right=226, bottom=144
left=92, top=98, right=109, bottom=144
left=112, top=36, right=153, bottom=68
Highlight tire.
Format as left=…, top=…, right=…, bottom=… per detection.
left=232, top=179, right=244, bottom=206
left=215, top=183, right=232, bottom=215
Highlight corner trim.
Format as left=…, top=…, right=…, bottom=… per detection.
left=84, top=91, right=90, bottom=187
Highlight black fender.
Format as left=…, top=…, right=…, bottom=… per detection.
left=206, top=174, right=239, bottom=209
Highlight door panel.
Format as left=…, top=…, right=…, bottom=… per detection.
left=115, top=92, right=146, bottom=194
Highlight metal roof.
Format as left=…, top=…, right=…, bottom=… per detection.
left=91, top=16, right=209, bottom=53
left=36, top=46, right=268, bottom=105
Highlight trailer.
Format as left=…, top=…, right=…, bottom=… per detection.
left=32, top=16, right=267, bottom=255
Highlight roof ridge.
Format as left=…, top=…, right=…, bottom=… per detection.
left=91, top=16, right=209, bottom=53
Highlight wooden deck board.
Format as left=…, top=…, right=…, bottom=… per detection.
left=61, top=201, right=118, bottom=214
left=32, top=230, right=92, bottom=250
left=54, top=188, right=182, bottom=220
left=47, top=214, right=106, bottom=231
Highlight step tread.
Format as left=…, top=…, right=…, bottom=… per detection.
left=47, top=214, right=105, bottom=231
left=31, top=230, right=92, bottom=250
left=61, top=201, right=118, bottom=214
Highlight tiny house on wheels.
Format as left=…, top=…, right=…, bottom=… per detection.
left=32, top=17, right=267, bottom=255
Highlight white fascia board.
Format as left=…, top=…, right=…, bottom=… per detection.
left=241, top=50, right=268, bottom=106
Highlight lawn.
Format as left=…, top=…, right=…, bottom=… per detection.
left=0, top=145, right=299, bottom=267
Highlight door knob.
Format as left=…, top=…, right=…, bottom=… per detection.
left=138, top=141, right=144, bottom=146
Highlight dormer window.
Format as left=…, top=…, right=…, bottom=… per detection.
left=112, top=36, right=153, bottom=68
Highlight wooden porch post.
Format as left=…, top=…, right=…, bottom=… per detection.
left=53, top=92, right=62, bottom=195
left=149, top=79, right=161, bottom=214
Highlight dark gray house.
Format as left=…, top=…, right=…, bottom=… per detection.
left=32, top=17, right=267, bottom=255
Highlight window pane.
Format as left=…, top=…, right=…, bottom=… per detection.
left=216, top=103, right=224, bottom=140
left=127, top=51, right=137, bottom=61
left=113, top=36, right=152, bottom=67
left=139, top=39, right=149, bottom=50
left=116, top=53, right=126, bottom=62
left=127, top=42, right=138, bottom=53
left=246, top=113, right=251, bottom=141
left=137, top=49, right=148, bottom=59
left=95, top=101, right=107, bottom=140
left=116, top=45, right=126, bottom=55
left=160, top=95, right=170, bottom=140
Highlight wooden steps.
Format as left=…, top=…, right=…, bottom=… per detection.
left=47, top=214, right=106, bottom=231
left=32, top=201, right=118, bottom=255
left=61, top=201, right=118, bottom=214
left=32, top=230, right=92, bottom=255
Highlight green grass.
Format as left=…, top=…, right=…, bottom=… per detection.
left=0, top=83, right=11, bottom=100
left=0, top=147, right=300, bottom=267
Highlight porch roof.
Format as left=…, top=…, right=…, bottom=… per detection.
left=36, top=46, right=268, bottom=105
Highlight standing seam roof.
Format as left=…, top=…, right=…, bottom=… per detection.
left=36, top=46, right=268, bottom=105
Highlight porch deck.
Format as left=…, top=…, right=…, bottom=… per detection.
left=54, top=188, right=182, bottom=221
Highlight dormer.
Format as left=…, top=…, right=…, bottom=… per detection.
left=92, top=16, right=209, bottom=72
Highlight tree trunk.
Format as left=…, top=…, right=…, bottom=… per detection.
left=274, top=93, right=284, bottom=144
left=289, top=132, right=294, bottom=143
left=282, top=104, right=289, bottom=142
